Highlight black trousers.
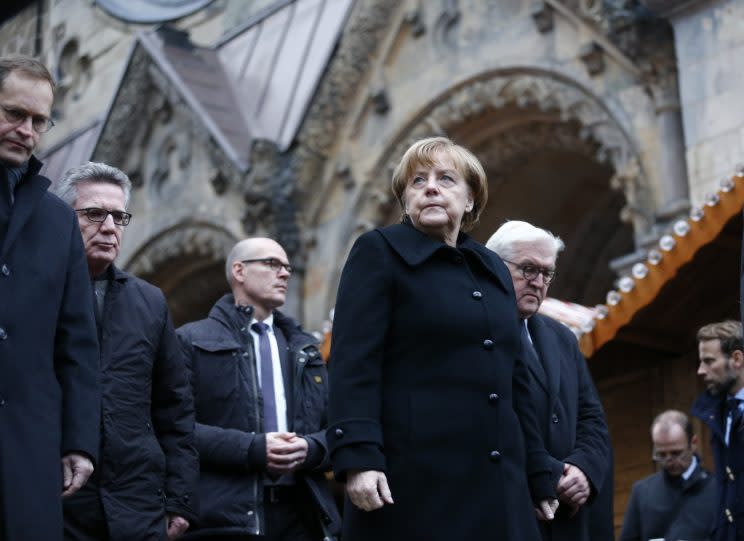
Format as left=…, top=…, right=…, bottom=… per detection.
left=188, top=487, right=323, bottom=541
left=63, top=484, right=110, bottom=541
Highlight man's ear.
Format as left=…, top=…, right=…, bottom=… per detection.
left=732, top=349, right=744, bottom=369
left=231, top=261, right=244, bottom=284
left=691, top=434, right=699, bottom=452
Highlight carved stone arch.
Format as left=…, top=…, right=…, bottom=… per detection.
left=326, top=68, right=645, bottom=310
left=124, top=221, right=238, bottom=326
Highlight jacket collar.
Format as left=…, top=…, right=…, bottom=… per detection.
left=208, top=293, right=318, bottom=351
left=1, top=155, right=49, bottom=259
left=377, top=221, right=510, bottom=292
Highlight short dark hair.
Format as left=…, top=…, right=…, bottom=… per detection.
left=697, top=320, right=743, bottom=357
left=0, top=55, right=55, bottom=94
left=651, top=409, right=693, bottom=443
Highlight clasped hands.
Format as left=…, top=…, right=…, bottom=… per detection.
left=536, top=463, right=590, bottom=521
left=266, top=431, right=309, bottom=474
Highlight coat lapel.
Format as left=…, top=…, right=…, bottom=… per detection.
left=529, top=315, right=561, bottom=402
left=1, top=161, right=50, bottom=260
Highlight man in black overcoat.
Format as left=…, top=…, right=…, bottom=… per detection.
left=620, top=410, right=716, bottom=541
left=693, top=320, right=744, bottom=541
left=487, top=220, right=613, bottom=541
left=0, top=56, right=100, bottom=541
left=54, top=162, right=198, bottom=541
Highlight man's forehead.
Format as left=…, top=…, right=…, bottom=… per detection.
left=0, top=72, right=54, bottom=113
left=242, top=241, right=288, bottom=261
left=699, top=338, right=723, bottom=355
left=512, top=241, right=556, bottom=264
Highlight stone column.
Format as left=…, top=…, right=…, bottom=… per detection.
left=650, top=67, right=690, bottom=220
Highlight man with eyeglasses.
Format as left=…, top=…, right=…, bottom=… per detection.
left=0, top=56, right=100, bottom=541
left=487, top=220, right=612, bottom=541
left=176, top=238, right=339, bottom=541
left=620, top=410, right=716, bottom=541
left=692, top=320, right=744, bottom=541
left=53, top=162, right=198, bottom=541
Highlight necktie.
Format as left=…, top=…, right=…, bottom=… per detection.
left=252, top=322, right=278, bottom=433
left=520, top=321, right=546, bottom=383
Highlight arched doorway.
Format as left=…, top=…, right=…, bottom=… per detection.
left=124, top=222, right=238, bottom=326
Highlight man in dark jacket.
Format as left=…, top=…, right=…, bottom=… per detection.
left=0, top=56, right=99, bottom=541
left=177, top=237, right=339, bottom=541
left=620, top=410, right=716, bottom=541
left=487, top=220, right=613, bottom=541
left=54, top=162, right=198, bottom=541
left=693, top=320, right=744, bottom=541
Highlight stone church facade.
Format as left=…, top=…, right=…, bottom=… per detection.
left=2, top=0, right=743, bottom=532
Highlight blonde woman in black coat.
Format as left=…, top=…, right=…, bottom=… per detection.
left=327, top=137, right=557, bottom=541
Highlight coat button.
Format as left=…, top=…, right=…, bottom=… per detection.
left=483, top=339, right=493, bottom=350
left=0, top=328, right=6, bottom=340
left=489, top=450, right=501, bottom=462
left=0, top=398, right=5, bottom=406
left=488, top=393, right=499, bottom=403
left=0, top=264, right=8, bottom=276
left=472, top=291, right=482, bottom=299
left=335, top=428, right=344, bottom=438
left=551, top=414, right=559, bottom=424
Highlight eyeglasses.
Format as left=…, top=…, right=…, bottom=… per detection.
left=0, top=103, right=54, bottom=133
left=75, top=207, right=132, bottom=226
left=242, top=258, right=293, bottom=274
left=503, top=259, right=556, bottom=285
left=651, top=447, right=690, bottom=463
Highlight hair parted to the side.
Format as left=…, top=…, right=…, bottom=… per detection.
left=651, top=409, right=693, bottom=443
left=54, top=162, right=132, bottom=207
left=391, top=136, right=487, bottom=232
left=485, top=220, right=565, bottom=261
left=0, top=55, right=55, bottom=94
left=697, top=320, right=743, bottom=357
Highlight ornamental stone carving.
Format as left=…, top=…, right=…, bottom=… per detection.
left=365, top=69, right=651, bottom=236
left=293, top=0, right=399, bottom=194
left=125, top=222, right=237, bottom=276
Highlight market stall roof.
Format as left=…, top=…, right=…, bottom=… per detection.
left=579, top=170, right=744, bottom=358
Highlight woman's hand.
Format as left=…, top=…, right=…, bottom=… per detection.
left=535, top=498, right=559, bottom=521
left=346, top=470, right=394, bottom=511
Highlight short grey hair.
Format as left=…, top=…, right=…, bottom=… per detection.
left=54, top=162, right=132, bottom=207
left=486, top=220, right=565, bottom=261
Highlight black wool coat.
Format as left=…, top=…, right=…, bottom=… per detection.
left=526, top=314, right=612, bottom=541
left=177, top=295, right=339, bottom=539
left=619, top=459, right=716, bottom=541
left=63, top=266, right=198, bottom=541
left=0, top=158, right=100, bottom=541
left=327, top=222, right=553, bottom=541
left=693, top=391, right=744, bottom=541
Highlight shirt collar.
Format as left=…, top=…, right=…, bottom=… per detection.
left=681, top=454, right=698, bottom=481
left=251, top=312, right=274, bottom=330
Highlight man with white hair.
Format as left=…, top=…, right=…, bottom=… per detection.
left=487, top=221, right=612, bottom=541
